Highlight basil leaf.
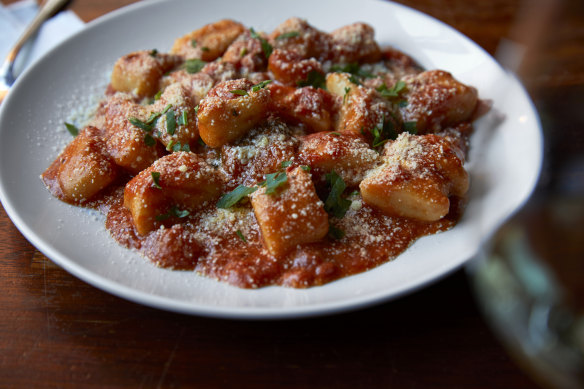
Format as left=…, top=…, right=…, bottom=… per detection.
left=217, top=185, right=257, bottom=208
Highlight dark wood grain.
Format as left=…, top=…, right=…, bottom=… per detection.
left=2, top=0, right=582, bottom=387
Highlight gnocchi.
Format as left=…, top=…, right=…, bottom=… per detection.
left=42, top=18, right=486, bottom=289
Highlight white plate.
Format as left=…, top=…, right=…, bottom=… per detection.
left=0, top=0, right=542, bottom=319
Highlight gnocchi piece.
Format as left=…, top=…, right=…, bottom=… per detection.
left=102, top=93, right=165, bottom=173
left=124, top=152, right=224, bottom=235
left=298, top=131, right=379, bottom=187
left=160, top=70, right=214, bottom=106
left=171, top=19, right=246, bottom=61
left=150, top=83, right=199, bottom=149
left=222, top=30, right=268, bottom=73
left=400, top=70, right=478, bottom=133
left=329, top=22, right=381, bottom=63
left=220, top=121, right=298, bottom=188
left=268, top=49, right=324, bottom=86
left=269, top=83, right=336, bottom=133
left=41, top=126, right=118, bottom=204
left=269, top=17, right=331, bottom=60
left=326, top=72, right=392, bottom=136
left=197, top=79, right=270, bottom=147
left=251, top=167, right=329, bottom=257
left=359, top=133, right=468, bottom=221
left=110, top=50, right=181, bottom=98
left=142, top=224, right=203, bottom=270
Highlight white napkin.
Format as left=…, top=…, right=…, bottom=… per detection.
left=0, top=0, right=84, bottom=78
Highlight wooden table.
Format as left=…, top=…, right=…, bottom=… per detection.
left=2, top=0, right=582, bottom=387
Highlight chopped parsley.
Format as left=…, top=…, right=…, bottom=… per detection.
left=300, top=165, right=311, bottom=172
left=165, top=109, right=176, bottom=135
left=328, top=224, right=345, bottom=240
left=297, top=70, right=326, bottom=89
left=151, top=172, right=162, bottom=189
left=190, top=39, right=197, bottom=48
left=143, top=133, right=156, bottom=147
left=166, top=140, right=190, bottom=152
left=236, top=229, right=247, bottom=242
left=156, top=205, right=190, bottom=221
left=343, top=86, right=351, bottom=104
left=369, top=116, right=398, bottom=148
left=154, top=90, right=163, bottom=101
left=377, top=80, right=407, bottom=99
left=281, top=160, right=293, bottom=168
left=149, top=49, right=158, bottom=57
left=276, top=31, right=300, bottom=40
left=403, top=121, right=418, bottom=134
left=177, top=110, right=188, bottom=126
left=240, top=47, right=248, bottom=57
left=324, top=171, right=351, bottom=219
left=331, top=62, right=375, bottom=81
left=250, top=27, right=273, bottom=58
left=262, top=172, right=288, bottom=195
left=230, top=89, right=248, bottom=96
left=217, top=185, right=258, bottom=208
left=64, top=122, right=79, bottom=137
left=251, top=80, right=272, bottom=92
left=128, top=117, right=154, bottom=132
left=183, top=58, right=207, bottom=74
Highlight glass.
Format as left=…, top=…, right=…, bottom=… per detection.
left=468, top=0, right=584, bottom=387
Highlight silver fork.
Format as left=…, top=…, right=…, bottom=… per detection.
left=0, top=0, right=72, bottom=104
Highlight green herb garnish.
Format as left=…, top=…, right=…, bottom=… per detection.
left=64, top=122, right=79, bottom=137
left=370, top=117, right=398, bottom=148
left=300, top=165, right=311, bottom=172
left=297, top=70, right=326, bottom=89
left=328, top=224, right=345, bottom=240
left=165, top=110, right=176, bottom=135
left=177, top=110, right=188, bottom=126
left=230, top=89, right=248, bottom=96
left=236, top=229, right=247, bottom=242
left=149, top=49, right=158, bottom=57
left=324, top=171, right=351, bottom=219
left=343, top=86, right=351, bottom=104
left=250, top=27, right=273, bottom=58
left=128, top=117, right=154, bottom=132
left=201, top=46, right=210, bottom=52
left=151, top=172, right=162, bottom=189
left=183, top=58, right=207, bottom=74
left=403, top=121, right=418, bottom=134
left=154, top=90, right=163, bottom=101
left=251, top=80, right=272, bottom=92
left=190, top=40, right=197, bottom=48
left=156, top=205, right=190, bottom=221
left=281, top=160, right=292, bottom=168
left=377, top=80, right=407, bottom=99
left=276, top=31, right=300, bottom=40
left=217, top=185, right=258, bottom=208
left=262, top=172, right=288, bottom=195
left=144, top=133, right=156, bottom=147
